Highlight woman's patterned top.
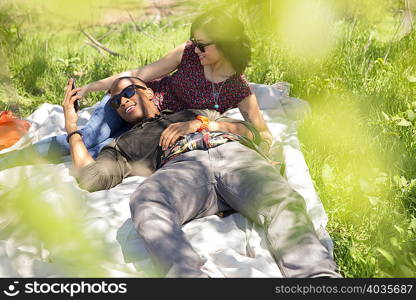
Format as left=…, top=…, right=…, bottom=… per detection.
left=146, top=42, right=252, bottom=114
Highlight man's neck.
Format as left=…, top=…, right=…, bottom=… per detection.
left=142, top=99, right=160, bottom=119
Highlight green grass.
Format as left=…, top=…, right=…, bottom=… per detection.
left=1, top=19, right=189, bottom=115
left=1, top=1, right=415, bottom=277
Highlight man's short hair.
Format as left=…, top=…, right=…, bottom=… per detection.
left=109, top=76, right=148, bottom=94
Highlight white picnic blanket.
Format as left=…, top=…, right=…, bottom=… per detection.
left=0, top=83, right=333, bottom=277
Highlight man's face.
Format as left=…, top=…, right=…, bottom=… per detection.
left=110, top=79, right=148, bottom=123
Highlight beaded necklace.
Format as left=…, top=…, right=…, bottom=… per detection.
left=211, top=81, right=226, bottom=110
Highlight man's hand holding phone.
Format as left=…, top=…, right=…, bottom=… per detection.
left=63, top=78, right=82, bottom=133
left=62, top=79, right=95, bottom=169
left=71, top=78, right=80, bottom=112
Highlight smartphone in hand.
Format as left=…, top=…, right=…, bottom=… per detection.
left=71, top=78, right=80, bottom=112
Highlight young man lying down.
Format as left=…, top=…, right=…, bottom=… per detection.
left=62, top=76, right=341, bottom=278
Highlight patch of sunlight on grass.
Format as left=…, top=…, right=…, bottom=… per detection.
left=275, top=0, right=340, bottom=61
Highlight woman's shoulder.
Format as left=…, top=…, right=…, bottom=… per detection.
left=229, top=74, right=250, bottom=88
left=227, top=74, right=252, bottom=98
left=184, top=40, right=196, bottom=52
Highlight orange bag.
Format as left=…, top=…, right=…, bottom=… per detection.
left=0, top=111, right=31, bottom=151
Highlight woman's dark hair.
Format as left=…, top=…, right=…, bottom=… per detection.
left=190, top=8, right=251, bottom=75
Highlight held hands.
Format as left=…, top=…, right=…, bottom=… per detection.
left=159, top=120, right=201, bottom=150
left=63, top=79, right=82, bottom=133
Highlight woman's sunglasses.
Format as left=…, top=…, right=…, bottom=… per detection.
left=109, top=84, right=147, bottom=109
left=190, top=38, right=215, bottom=52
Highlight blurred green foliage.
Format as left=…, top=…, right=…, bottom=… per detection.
left=0, top=0, right=415, bottom=277
left=0, top=166, right=110, bottom=276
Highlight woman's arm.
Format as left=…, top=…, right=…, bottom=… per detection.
left=238, top=93, right=273, bottom=152
left=79, top=42, right=187, bottom=97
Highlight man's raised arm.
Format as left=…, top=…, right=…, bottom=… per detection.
left=63, top=79, right=95, bottom=170
left=63, top=79, right=126, bottom=192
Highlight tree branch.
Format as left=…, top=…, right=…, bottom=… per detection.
left=85, top=42, right=106, bottom=57
left=80, top=29, right=121, bottom=57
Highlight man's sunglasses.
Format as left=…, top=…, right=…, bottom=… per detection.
left=190, top=38, right=215, bottom=53
left=109, top=84, right=147, bottom=109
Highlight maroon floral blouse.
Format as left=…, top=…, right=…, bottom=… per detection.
left=146, top=42, right=252, bottom=114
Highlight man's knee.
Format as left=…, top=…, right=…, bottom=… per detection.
left=130, top=190, right=178, bottom=230
left=129, top=188, right=157, bottom=225
left=129, top=181, right=161, bottom=211
left=130, top=199, right=162, bottom=232
left=129, top=188, right=144, bottom=215
left=256, top=186, right=309, bottom=228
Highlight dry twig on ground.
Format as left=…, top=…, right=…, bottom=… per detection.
left=81, top=29, right=122, bottom=57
